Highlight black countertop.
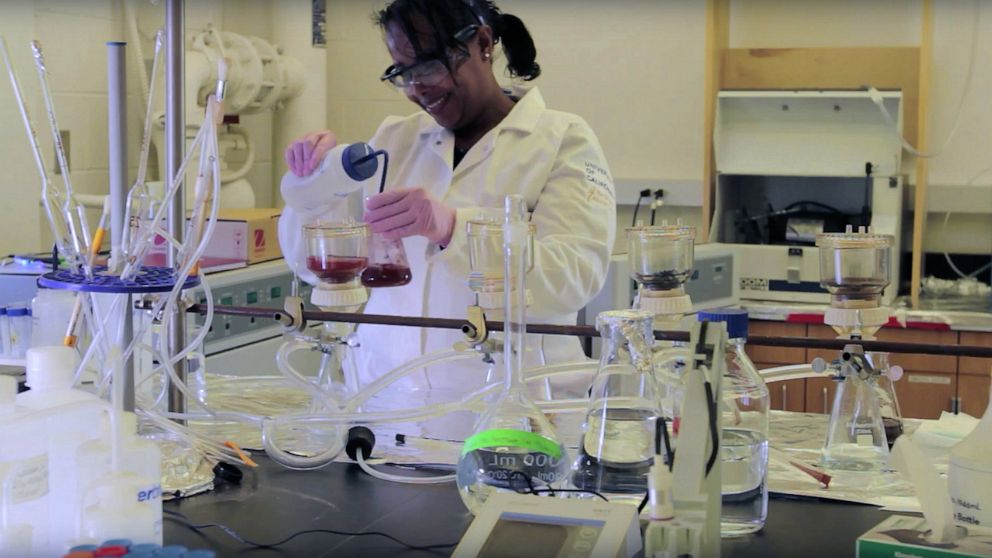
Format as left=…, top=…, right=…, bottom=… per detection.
left=163, top=457, right=892, bottom=558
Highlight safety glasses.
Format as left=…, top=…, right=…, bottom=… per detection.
left=380, top=24, right=479, bottom=89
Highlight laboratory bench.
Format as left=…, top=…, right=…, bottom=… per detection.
left=163, top=456, right=891, bottom=558
left=738, top=302, right=992, bottom=420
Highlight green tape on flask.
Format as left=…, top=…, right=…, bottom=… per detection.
left=461, top=429, right=562, bottom=459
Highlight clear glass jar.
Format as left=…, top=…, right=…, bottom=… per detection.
left=304, top=221, right=369, bottom=286
left=816, top=227, right=893, bottom=306
left=698, top=309, right=769, bottom=536
left=626, top=224, right=695, bottom=292
left=571, top=309, right=663, bottom=506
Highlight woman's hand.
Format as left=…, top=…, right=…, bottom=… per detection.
left=364, top=188, right=457, bottom=246
left=285, top=130, right=337, bottom=177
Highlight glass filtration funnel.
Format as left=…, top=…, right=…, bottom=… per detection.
left=821, top=345, right=890, bottom=471
left=361, top=234, right=412, bottom=288
left=816, top=226, right=893, bottom=339
left=571, top=309, right=663, bottom=505
left=466, top=216, right=536, bottom=307
left=456, top=196, right=568, bottom=515
left=305, top=221, right=369, bottom=307
left=626, top=224, right=696, bottom=425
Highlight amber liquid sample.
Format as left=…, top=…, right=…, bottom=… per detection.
left=306, top=255, right=368, bottom=283
left=361, top=263, right=412, bottom=287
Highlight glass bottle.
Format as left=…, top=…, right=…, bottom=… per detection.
left=698, top=309, right=769, bottom=536
left=571, top=309, right=663, bottom=506
left=361, top=234, right=412, bottom=287
left=456, top=196, right=568, bottom=514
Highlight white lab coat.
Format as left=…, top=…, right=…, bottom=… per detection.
left=279, top=87, right=616, bottom=401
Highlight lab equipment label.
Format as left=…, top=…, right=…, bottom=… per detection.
left=0, top=454, right=49, bottom=504
left=462, top=429, right=563, bottom=459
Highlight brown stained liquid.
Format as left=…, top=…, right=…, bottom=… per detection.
left=883, top=417, right=903, bottom=448
left=361, top=263, right=412, bottom=287
left=306, top=256, right=368, bottom=283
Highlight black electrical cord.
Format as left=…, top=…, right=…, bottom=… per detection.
left=631, top=189, right=650, bottom=226
left=506, top=471, right=612, bottom=503
left=163, top=509, right=459, bottom=552
left=781, top=200, right=846, bottom=215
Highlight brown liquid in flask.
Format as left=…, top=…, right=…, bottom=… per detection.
left=362, top=234, right=412, bottom=288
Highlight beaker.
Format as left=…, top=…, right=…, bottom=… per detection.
left=361, top=234, right=412, bottom=288
left=821, top=347, right=890, bottom=471
left=571, top=309, right=663, bottom=505
left=304, top=221, right=369, bottom=286
left=456, top=195, right=568, bottom=514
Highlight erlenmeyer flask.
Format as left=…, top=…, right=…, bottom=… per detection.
left=456, top=195, right=569, bottom=514
left=361, top=233, right=412, bottom=287
left=571, top=309, right=662, bottom=505
left=821, top=349, right=889, bottom=471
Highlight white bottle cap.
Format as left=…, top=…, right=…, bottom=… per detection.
left=0, top=375, right=17, bottom=406
left=25, top=346, right=79, bottom=390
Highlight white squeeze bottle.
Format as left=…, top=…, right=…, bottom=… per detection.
left=0, top=376, right=50, bottom=557
left=76, top=411, right=163, bottom=545
left=17, top=346, right=106, bottom=555
left=948, top=381, right=992, bottom=530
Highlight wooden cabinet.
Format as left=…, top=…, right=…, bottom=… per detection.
left=805, top=376, right=838, bottom=415
left=766, top=377, right=806, bottom=412
left=876, top=328, right=958, bottom=420
left=958, top=332, right=991, bottom=417
left=748, top=322, right=807, bottom=412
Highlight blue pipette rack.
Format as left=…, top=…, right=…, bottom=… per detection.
left=38, top=265, right=200, bottom=294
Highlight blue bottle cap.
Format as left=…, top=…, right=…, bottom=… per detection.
left=101, top=539, right=133, bottom=548
left=0, top=306, right=6, bottom=315
left=123, top=553, right=154, bottom=558
left=129, top=544, right=161, bottom=553
left=157, top=546, right=188, bottom=556
left=70, top=544, right=100, bottom=552
left=7, top=306, right=27, bottom=316
left=697, top=308, right=749, bottom=339
left=181, top=551, right=217, bottom=558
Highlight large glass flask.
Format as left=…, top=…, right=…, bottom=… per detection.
left=821, top=345, right=890, bottom=471
left=698, top=309, right=769, bottom=536
left=456, top=196, right=568, bottom=514
left=361, top=234, right=412, bottom=287
left=571, top=309, right=662, bottom=505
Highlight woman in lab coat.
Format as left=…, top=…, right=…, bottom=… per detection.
left=279, top=0, right=616, bottom=406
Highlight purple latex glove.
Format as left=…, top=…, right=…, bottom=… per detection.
left=284, top=130, right=337, bottom=177
left=364, top=188, right=457, bottom=246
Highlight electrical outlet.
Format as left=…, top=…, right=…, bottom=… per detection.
left=54, top=129, right=70, bottom=175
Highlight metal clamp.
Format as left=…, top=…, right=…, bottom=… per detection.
left=462, top=305, right=489, bottom=346
left=279, top=295, right=307, bottom=333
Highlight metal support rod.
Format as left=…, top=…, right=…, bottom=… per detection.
left=108, top=43, right=135, bottom=412
left=165, top=0, right=187, bottom=422
left=183, top=303, right=992, bottom=359
left=107, top=42, right=135, bottom=412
